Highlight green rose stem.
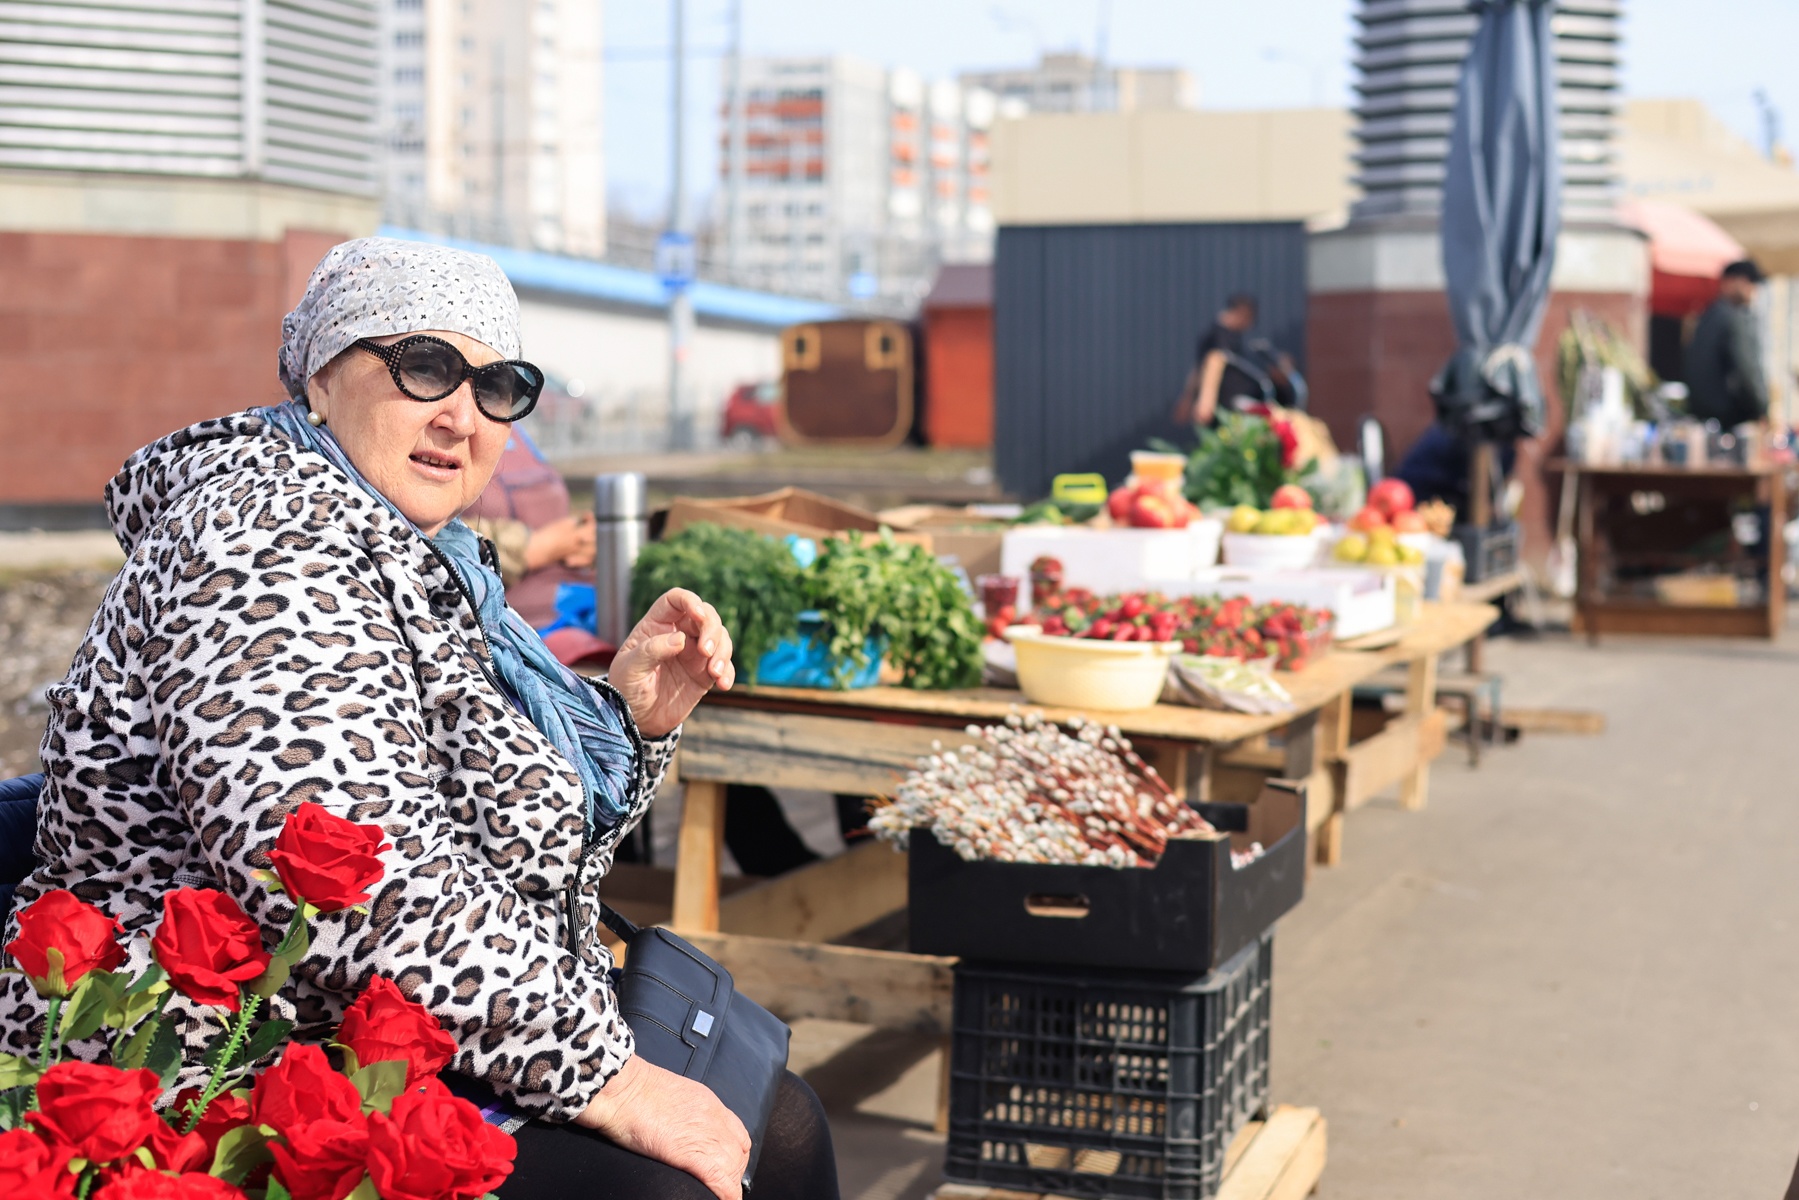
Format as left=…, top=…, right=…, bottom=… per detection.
left=182, top=991, right=262, bottom=1134
left=112, top=988, right=175, bottom=1063
left=36, top=996, right=63, bottom=1071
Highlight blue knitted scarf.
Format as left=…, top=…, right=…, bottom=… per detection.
left=259, top=401, right=635, bottom=830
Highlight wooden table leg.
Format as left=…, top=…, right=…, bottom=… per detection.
left=671, top=779, right=726, bottom=932
left=1399, top=653, right=1439, bottom=812
left=1313, top=692, right=1350, bottom=866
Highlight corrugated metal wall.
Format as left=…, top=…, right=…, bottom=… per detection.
left=994, top=221, right=1310, bottom=499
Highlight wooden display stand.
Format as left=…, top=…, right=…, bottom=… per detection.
left=1553, top=461, right=1788, bottom=641
left=929, top=1106, right=1327, bottom=1200
left=1212, top=602, right=1498, bottom=865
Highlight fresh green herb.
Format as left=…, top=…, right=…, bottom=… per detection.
left=804, top=533, right=985, bottom=689
left=1159, top=413, right=1316, bottom=510
left=629, top=523, right=807, bottom=684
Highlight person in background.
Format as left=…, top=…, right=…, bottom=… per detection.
left=1686, top=258, right=1769, bottom=430
left=462, top=425, right=597, bottom=629
left=1172, top=294, right=1304, bottom=445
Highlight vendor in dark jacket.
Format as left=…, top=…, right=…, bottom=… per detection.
left=1686, top=258, right=1768, bottom=429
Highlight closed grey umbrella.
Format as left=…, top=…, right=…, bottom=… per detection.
left=1433, top=0, right=1562, bottom=441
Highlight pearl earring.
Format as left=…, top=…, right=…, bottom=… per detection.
left=306, top=409, right=325, bottom=427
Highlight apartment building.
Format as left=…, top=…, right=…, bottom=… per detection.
left=960, top=52, right=1196, bottom=115
left=716, top=55, right=994, bottom=302
left=382, top=0, right=605, bottom=256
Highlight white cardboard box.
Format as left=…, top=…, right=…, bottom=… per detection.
left=1000, top=522, right=1224, bottom=593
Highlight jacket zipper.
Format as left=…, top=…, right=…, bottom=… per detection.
left=422, top=538, right=632, bottom=952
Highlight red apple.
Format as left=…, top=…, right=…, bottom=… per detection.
left=1270, top=484, right=1314, bottom=511
left=1108, top=485, right=1137, bottom=521
left=1391, top=510, right=1428, bottom=534
left=1368, top=478, right=1415, bottom=518
left=1130, top=492, right=1177, bottom=529
left=1349, top=506, right=1389, bottom=534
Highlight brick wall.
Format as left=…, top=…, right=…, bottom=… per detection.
left=0, top=227, right=345, bottom=510
left=1307, top=287, right=1646, bottom=564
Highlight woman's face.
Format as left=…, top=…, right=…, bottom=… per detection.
left=306, top=330, right=511, bottom=536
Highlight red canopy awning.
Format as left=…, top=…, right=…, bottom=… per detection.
left=1620, top=197, right=1748, bottom=318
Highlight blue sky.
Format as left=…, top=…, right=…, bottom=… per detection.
left=604, top=0, right=1792, bottom=221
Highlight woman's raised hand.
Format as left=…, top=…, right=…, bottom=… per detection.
left=608, top=588, right=734, bottom=739
left=576, top=1054, right=751, bottom=1200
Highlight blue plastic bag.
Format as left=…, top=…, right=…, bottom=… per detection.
left=755, top=612, right=884, bottom=689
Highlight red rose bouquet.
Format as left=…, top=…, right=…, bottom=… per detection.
left=0, top=804, right=514, bottom=1200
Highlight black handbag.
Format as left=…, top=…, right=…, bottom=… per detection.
left=600, top=904, right=791, bottom=1189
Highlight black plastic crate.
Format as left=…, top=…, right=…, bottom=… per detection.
left=1453, top=522, right=1519, bottom=583
left=909, top=783, right=1305, bottom=974
left=945, top=935, right=1272, bottom=1200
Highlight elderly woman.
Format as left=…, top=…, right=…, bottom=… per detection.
left=0, top=239, right=837, bottom=1200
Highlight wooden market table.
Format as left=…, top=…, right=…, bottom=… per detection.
left=1550, top=460, right=1789, bottom=641
left=662, top=600, right=1500, bottom=940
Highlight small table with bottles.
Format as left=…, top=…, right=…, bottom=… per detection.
left=1551, top=459, right=1790, bottom=641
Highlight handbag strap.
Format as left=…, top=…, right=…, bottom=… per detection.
left=597, top=901, right=641, bottom=944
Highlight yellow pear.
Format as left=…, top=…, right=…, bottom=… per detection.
left=1228, top=505, right=1262, bottom=534
left=1365, top=541, right=1400, bottom=566
left=1334, top=534, right=1369, bottom=562
left=1254, top=510, right=1286, bottom=535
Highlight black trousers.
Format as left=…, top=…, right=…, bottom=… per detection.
left=496, top=1072, right=839, bottom=1200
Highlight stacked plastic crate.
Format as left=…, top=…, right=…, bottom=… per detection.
left=909, top=783, right=1309, bottom=1199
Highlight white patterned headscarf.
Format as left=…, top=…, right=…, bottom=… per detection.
left=277, top=236, right=522, bottom=398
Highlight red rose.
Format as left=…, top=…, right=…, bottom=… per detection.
left=267, top=803, right=390, bottom=913
left=169, top=1090, right=249, bottom=1162
left=249, top=1044, right=362, bottom=1136
left=268, top=1120, right=370, bottom=1200
left=150, top=889, right=270, bottom=1011
left=365, top=1079, right=515, bottom=1200
left=0, top=1128, right=77, bottom=1197
left=140, top=1119, right=208, bottom=1176
left=91, top=1170, right=246, bottom=1200
left=5, top=890, right=125, bottom=998
left=336, top=977, right=456, bottom=1086
left=27, top=1061, right=163, bottom=1164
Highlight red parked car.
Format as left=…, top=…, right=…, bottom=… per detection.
left=720, top=381, right=781, bottom=444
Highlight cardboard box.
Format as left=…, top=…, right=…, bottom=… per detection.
left=907, top=781, right=1305, bottom=973
left=879, top=504, right=1006, bottom=576
left=662, top=487, right=930, bottom=548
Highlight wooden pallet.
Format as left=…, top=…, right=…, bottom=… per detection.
left=929, top=1105, right=1326, bottom=1200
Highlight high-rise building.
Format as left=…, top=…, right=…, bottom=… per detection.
left=959, top=52, right=1196, bottom=116
left=1350, top=0, right=1620, bottom=219
left=716, top=55, right=994, bottom=302
left=381, top=0, right=605, bottom=256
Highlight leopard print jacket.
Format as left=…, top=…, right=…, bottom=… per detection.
left=0, top=412, right=677, bottom=1122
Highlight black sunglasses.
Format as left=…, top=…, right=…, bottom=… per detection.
left=354, top=335, right=545, bottom=423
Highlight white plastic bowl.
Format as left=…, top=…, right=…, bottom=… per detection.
left=1221, top=531, right=1323, bottom=569
left=1003, top=627, right=1178, bottom=712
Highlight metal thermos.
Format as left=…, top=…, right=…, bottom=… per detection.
left=593, top=473, right=648, bottom=649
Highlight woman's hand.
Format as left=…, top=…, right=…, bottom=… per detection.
left=577, top=1055, right=750, bottom=1200
left=609, top=588, right=734, bottom=738
left=524, top=512, right=596, bottom=571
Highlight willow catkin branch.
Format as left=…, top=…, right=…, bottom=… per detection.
left=867, top=709, right=1217, bottom=867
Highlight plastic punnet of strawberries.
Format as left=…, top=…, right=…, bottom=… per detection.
left=1019, top=591, right=1333, bottom=671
